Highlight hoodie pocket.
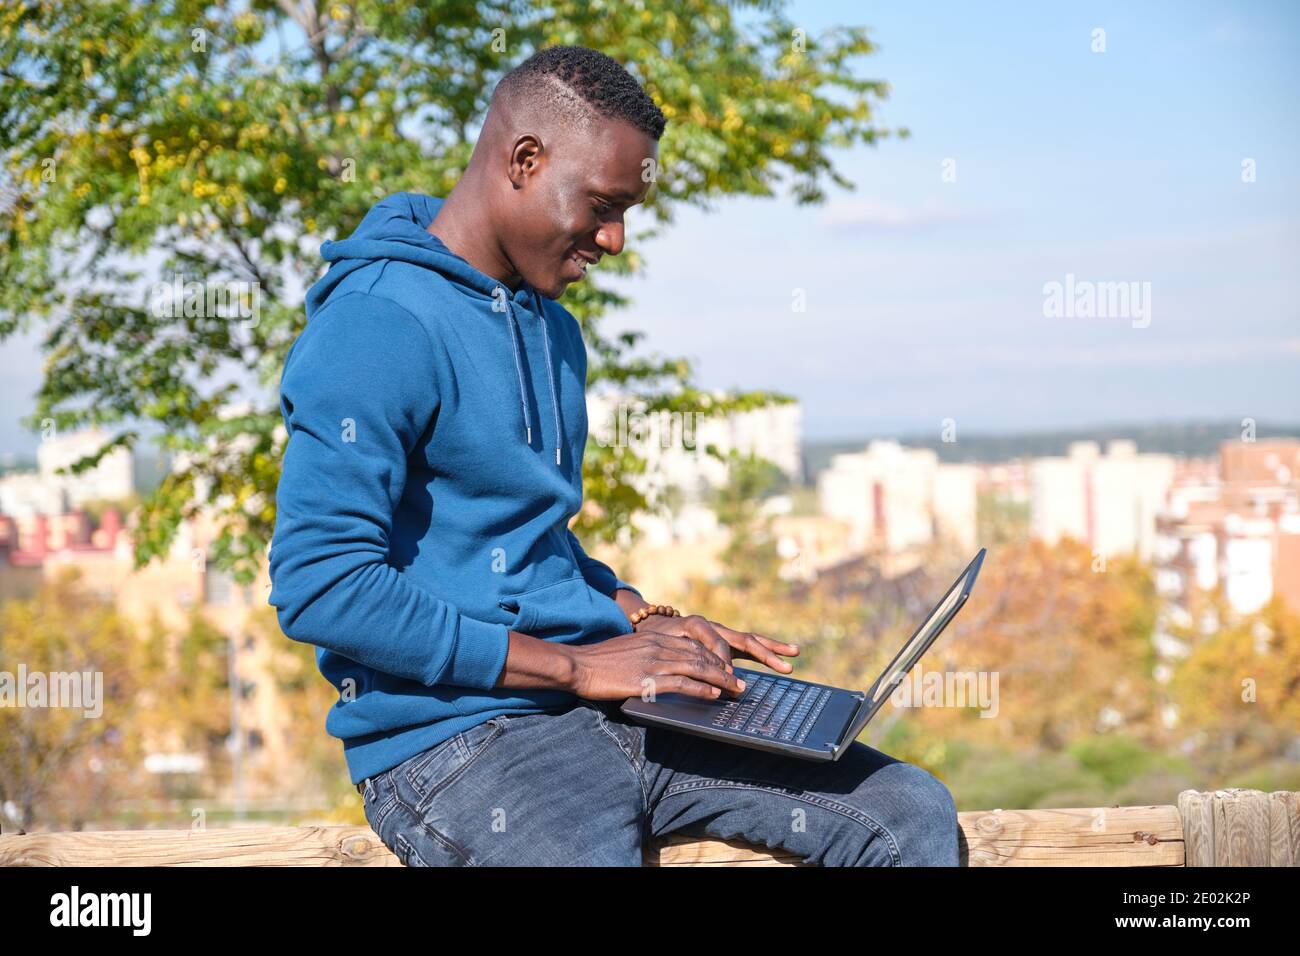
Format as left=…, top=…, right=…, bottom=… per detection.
left=497, top=574, right=597, bottom=636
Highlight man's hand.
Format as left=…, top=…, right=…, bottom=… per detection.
left=565, top=614, right=802, bottom=703
left=567, top=628, right=748, bottom=702
left=636, top=613, right=799, bottom=676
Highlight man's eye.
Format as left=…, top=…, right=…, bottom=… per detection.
left=594, top=201, right=611, bottom=215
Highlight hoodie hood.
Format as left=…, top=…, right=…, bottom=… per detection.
left=306, top=192, right=565, bottom=465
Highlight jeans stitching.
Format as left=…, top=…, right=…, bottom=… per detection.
left=401, top=720, right=508, bottom=866
left=404, top=735, right=461, bottom=792
left=368, top=792, right=398, bottom=837
left=394, top=831, right=430, bottom=867
left=388, top=785, right=477, bottom=865
left=657, top=777, right=903, bottom=865
left=410, top=719, right=506, bottom=813
left=593, top=708, right=650, bottom=822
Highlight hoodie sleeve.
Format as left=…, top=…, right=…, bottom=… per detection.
left=268, top=292, right=509, bottom=689
left=565, top=528, right=642, bottom=601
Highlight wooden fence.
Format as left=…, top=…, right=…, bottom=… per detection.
left=1, top=788, right=1295, bottom=867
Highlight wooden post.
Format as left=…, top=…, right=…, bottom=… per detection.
left=1177, top=788, right=1299, bottom=867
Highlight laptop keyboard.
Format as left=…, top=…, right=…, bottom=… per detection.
left=710, top=675, right=832, bottom=744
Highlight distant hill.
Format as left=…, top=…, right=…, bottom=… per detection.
left=0, top=454, right=37, bottom=476
left=801, top=420, right=1300, bottom=484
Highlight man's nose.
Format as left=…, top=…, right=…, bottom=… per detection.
left=596, top=221, right=625, bottom=257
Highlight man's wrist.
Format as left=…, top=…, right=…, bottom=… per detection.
left=629, top=604, right=681, bottom=630
left=554, top=641, right=581, bottom=693
left=613, top=587, right=650, bottom=623
left=501, top=630, right=580, bottom=693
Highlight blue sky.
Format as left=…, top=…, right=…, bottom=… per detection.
left=2, top=0, right=1297, bottom=454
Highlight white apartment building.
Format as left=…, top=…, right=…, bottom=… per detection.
left=1029, top=440, right=1175, bottom=561
left=816, top=440, right=978, bottom=554
left=1151, top=441, right=1300, bottom=696
left=1219, top=515, right=1279, bottom=613
left=0, top=469, right=67, bottom=518
left=0, top=428, right=135, bottom=518
left=1156, top=487, right=1300, bottom=618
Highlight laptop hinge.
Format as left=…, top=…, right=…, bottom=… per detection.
left=839, top=693, right=872, bottom=749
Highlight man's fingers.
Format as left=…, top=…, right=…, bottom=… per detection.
left=652, top=638, right=746, bottom=696
left=649, top=634, right=732, bottom=679
left=712, top=623, right=799, bottom=672
left=748, top=634, right=799, bottom=671
left=676, top=655, right=746, bottom=696
left=661, top=674, right=727, bottom=701
left=647, top=618, right=734, bottom=674
left=686, top=617, right=735, bottom=673
left=752, top=633, right=800, bottom=656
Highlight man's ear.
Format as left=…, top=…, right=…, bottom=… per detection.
left=509, top=134, right=545, bottom=187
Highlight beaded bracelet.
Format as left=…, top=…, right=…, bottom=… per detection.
left=629, top=604, right=681, bottom=629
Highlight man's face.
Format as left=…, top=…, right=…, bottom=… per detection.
left=503, top=118, right=658, bottom=299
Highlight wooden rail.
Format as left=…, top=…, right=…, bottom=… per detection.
left=1, top=789, right=1294, bottom=867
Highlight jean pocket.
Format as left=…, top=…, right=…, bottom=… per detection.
left=406, top=716, right=508, bottom=812
left=593, top=704, right=644, bottom=766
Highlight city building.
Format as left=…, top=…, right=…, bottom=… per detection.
left=0, top=432, right=291, bottom=801
left=816, top=440, right=978, bottom=559
left=1153, top=439, right=1300, bottom=620
left=0, top=427, right=135, bottom=518
left=1029, top=440, right=1176, bottom=561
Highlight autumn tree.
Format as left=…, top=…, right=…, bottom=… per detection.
left=0, top=0, right=903, bottom=581
left=135, top=606, right=235, bottom=798
left=1168, top=595, right=1300, bottom=776
left=0, top=568, right=144, bottom=829
left=710, top=450, right=787, bottom=592
left=847, top=538, right=1161, bottom=753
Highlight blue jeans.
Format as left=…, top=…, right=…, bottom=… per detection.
left=361, top=699, right=959, bottom=866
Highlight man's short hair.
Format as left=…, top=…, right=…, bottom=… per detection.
left=493, top=45, right=667, bottom=141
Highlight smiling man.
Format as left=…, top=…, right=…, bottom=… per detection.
left=268, top=45, right=958, bottom=866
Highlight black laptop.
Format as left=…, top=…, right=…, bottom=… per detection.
left=620, top=548, right=986, bottom=761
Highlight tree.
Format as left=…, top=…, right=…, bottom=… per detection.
left=710, top=449, right=786, bottom=591
left=846, top=538, right=1162, bottom=753
left=247, top=603, right=356, bottom=818
left=136, top=607, right=234, bottom=788
left=0, top=567, right=144, bottom=829
left=1168, top=596, right=1300, bottom=775
left=1, top=0, right=902, bottom=580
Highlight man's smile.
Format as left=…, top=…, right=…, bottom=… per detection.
left=566, top=249, right=600, bottom=278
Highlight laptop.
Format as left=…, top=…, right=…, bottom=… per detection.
left=620, top=548, right=986, bottom=762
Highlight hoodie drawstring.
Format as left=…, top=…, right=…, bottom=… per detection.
left=502, top=287, right=563, bottom=467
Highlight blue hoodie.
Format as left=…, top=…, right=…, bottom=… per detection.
left=268, top=192, right=641, bottom=786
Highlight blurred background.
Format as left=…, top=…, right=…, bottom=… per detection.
left=1, top=0, right=1297, bottom=833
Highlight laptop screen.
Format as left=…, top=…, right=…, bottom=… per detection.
left=865, top=549, right=987, bottom=713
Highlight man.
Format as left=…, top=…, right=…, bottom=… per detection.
left=268, top=45, right=958, bottom=866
